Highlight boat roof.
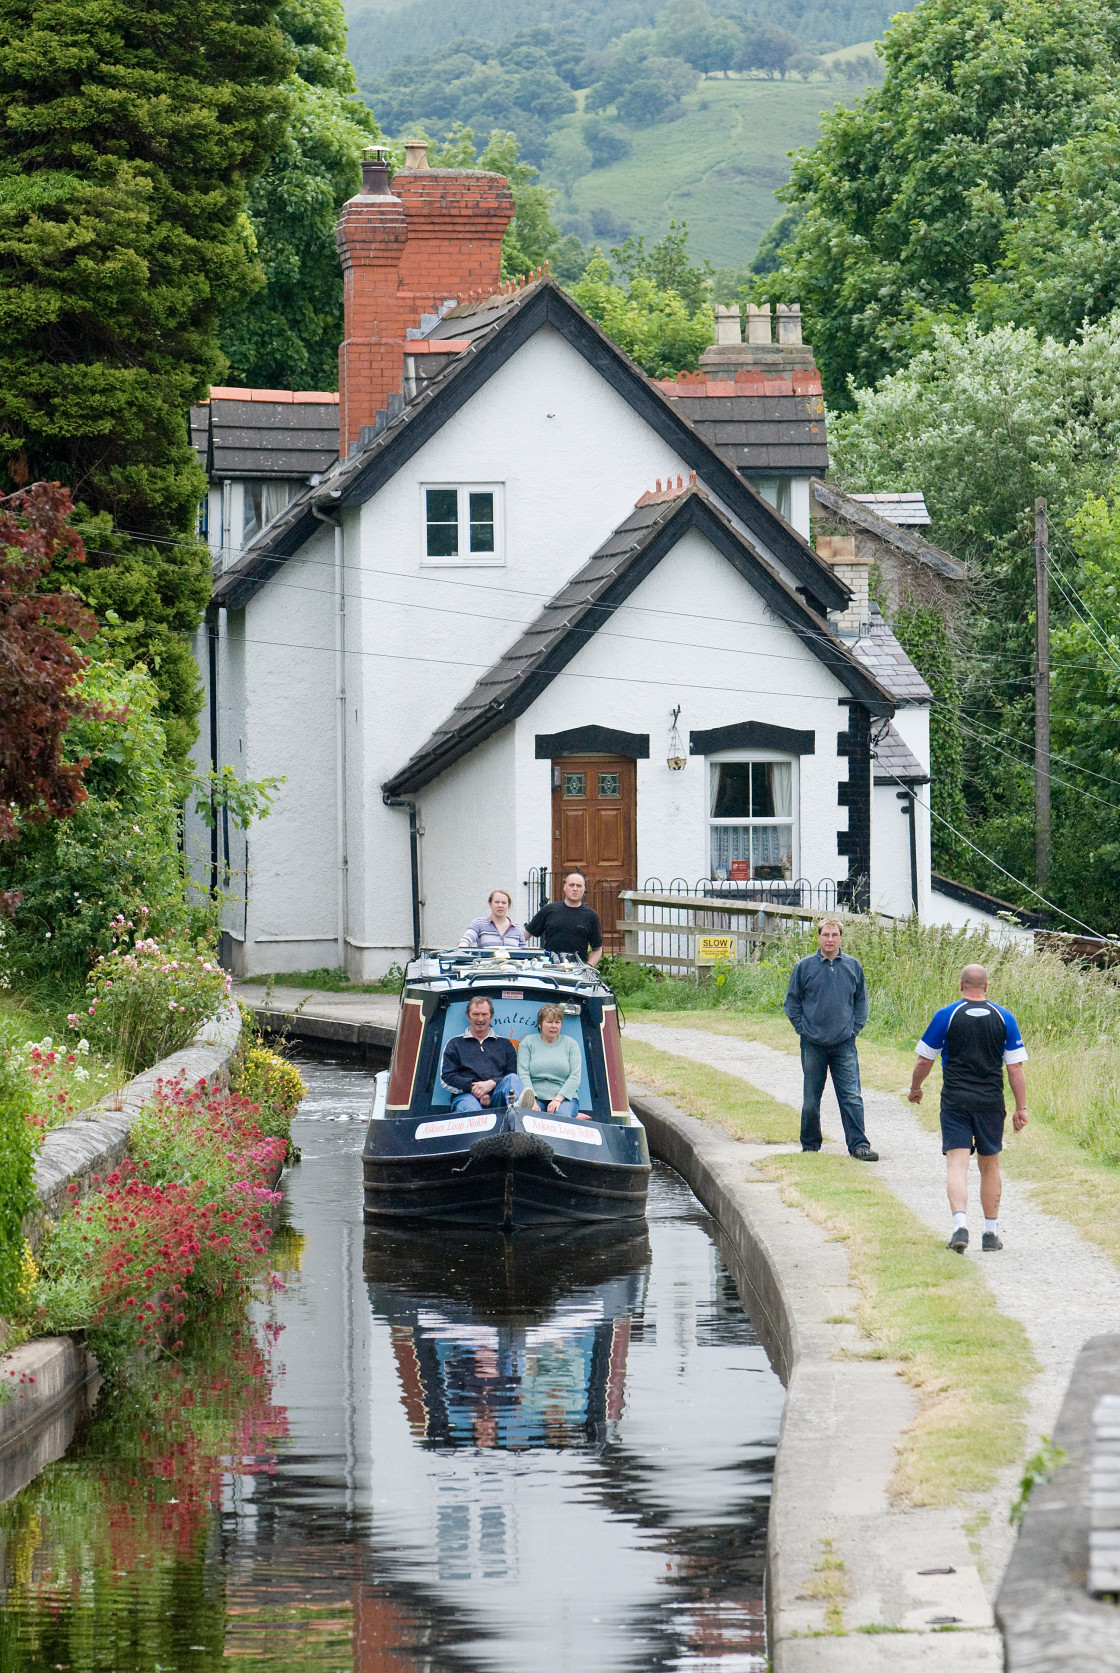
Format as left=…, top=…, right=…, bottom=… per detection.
left=403, top=948, right=613, bottom=1001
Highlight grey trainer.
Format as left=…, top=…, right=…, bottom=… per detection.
left=947, top=1226, right=969, bottom=1253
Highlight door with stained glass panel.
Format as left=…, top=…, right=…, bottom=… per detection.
left=551, top=757, right=636, bottom=951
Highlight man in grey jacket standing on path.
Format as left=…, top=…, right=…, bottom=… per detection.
left=783, top=918, right=878, bottom=1161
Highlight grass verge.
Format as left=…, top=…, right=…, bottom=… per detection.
left=756, top=1151, right=1035, bottom=1505
left=623, top=1036, right=805, bottom=1143
left=623, top=1030, right=1034, bottom=1503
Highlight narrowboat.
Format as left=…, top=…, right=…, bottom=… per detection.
left=362, top=949, right=651, bottom=1229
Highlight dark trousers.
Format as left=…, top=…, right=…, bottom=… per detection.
left=799, top=1037, right=869, bottom=1154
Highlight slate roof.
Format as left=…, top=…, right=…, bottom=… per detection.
left=210, top=279, right=850, bottom=614
left=811, top=478, right=966, bottom=582
left=191, top=389, right=340, bottom=481
left=653, top=378, right=828, bottom=474
left=872, top=723, right=929, bottom=785
left=381, top=485, right=896, bottom=798
left=847, top=607, right=933, bottom=704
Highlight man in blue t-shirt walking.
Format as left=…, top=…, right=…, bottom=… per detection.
left=908, top=963, right=1029, bottom=1253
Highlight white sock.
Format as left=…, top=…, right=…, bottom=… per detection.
left=984, top=1217, right=999, bottom=1235
left=952, top=1211, right=968, bottom=1232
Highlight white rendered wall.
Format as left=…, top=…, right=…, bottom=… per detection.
left=418, top=730, right=519, bottom=950
left=871, top=783, right=915, bottom=918
left=928, top=886, right=1034, bottom=950
left=236, top=527, right=340, bottom=974
left=406, top=526, right=857, bottom=952
left=890, top=705, right=932, bottom=918
left=789, top=476, right=811, bottom=540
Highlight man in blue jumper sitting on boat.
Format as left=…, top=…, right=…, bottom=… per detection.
left=441, top=994, right=534, bottom=1113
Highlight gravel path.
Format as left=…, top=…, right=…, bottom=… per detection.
left=626, top=1019, right=1120, bottom=1588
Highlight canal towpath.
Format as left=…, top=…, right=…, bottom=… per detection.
left=625, top=1019, right=1120, bottom=1605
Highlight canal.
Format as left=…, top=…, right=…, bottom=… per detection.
left=1, top=1057, right=784, bottom=1672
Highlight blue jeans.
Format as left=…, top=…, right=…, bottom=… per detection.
left=526, top=1097, right=579, bottom=1120
left=799, top=1038, right=869, bottom=1154
left=452, top=1073, right=524, bottom=1114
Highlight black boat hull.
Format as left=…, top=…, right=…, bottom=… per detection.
left=362, top=1109, right=650, bottom=1229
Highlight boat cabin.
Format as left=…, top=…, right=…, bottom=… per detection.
left=374, top=949, right=633, bottom=1124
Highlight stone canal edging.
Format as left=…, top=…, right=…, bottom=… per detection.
left=630, top=1086, right=1004, bottom=1673
left=0, top=1003, right=244, bottom=1491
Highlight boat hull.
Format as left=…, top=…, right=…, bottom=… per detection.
left=362, top=1109, right=650, bottom=1229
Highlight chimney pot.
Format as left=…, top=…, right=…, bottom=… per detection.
left=713, top=303, right=742, bottom=347
left=777, top=302, right=803, bottom=345
left=359, top=145, right=394, bottom=197
left=746, top=303, right=772, bottom=345
left=403, top=139, right=430, bottom=171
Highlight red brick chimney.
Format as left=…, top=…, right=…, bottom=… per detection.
left=336, top=144, right=515, bottom=455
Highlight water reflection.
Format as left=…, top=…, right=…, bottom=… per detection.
left=366, top=1225, right=649, bottom=1449
left=0, top=1059, right=783, bottom=1673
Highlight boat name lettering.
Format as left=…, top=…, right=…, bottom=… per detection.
left=415, top=1114, right=497, bottom=1140
left=523, top=1116, right=603, bottom=1146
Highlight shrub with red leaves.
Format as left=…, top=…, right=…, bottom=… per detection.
left=0, top=481, right=98, bottom=854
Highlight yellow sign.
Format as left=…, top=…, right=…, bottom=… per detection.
left=696, top=934, right=737, bottom=966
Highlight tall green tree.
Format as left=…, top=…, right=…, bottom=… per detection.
left=0, top=0, right=293, bottom=769
left=763, top=0, right=1120, bottom=404
left=221, top=0, right=379, bottom=391
left=832, top=315, right=1120, bottom=913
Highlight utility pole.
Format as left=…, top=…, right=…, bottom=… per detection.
left=1035, top=497, right=1051, bottom=891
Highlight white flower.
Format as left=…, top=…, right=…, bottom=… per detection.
left=77, top=1039, right=89, bottom=1053
left=73, top=1067, right=90, bottom=1082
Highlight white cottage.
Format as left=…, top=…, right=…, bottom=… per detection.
left=188, top=147, right=932, bottom=976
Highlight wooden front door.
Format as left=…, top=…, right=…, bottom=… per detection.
left=551, top=756, right=636, bottom=952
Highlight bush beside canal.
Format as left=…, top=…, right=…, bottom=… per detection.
left=18, top=1058, right=304, bottom=1378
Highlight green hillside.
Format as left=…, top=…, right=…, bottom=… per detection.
left=559, top=73, right=876, bottom=269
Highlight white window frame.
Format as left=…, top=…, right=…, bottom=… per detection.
left=420, top=482, right=504, bottom=567
left=707, top=749, right=800, bottom=883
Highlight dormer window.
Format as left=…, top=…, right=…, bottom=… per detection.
left=422, top=484, right=503, bottom=565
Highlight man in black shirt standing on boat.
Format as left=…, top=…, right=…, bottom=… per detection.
left=527, top=871, right=604, bottom=966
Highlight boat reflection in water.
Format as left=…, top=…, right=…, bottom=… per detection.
left=366, top=1224, right=649, bottom=1452
left=363, top=1192, right=777, bottom=1670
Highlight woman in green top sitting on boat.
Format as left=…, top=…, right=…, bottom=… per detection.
left=516, top=1003, right=584, bottom=1120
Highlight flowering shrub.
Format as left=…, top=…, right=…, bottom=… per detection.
left=26, top=1075, right=287, bottom=1375
left=71, top=912, right=231, bottom=1076
left=230, top=1044, right=306, bottom=1143
left=20, top=1034, right=106, bottom=1134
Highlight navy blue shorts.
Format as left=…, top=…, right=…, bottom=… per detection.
left=940, top=1105, right=1005, bottom=1156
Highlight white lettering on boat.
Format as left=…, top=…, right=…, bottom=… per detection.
left=523, top=1115, right=603, bottom=1146
left=414, top=1114, right=497, bottom=1140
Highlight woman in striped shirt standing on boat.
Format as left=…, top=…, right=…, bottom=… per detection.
left=457, top=888, right=529, bottom=950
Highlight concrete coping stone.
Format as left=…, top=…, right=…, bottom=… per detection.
left=998, top=1333, right=1120, bottom=1667
left=31, top=1002, right=242, bottom=1228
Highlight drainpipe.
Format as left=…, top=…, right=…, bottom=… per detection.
left=312, top=503, right=348, bottom=971
left=898, top=789, right=918, bottom=915
left=382, top=793, right=422, bottom=958
left=206, top=604, right=220, bottom=898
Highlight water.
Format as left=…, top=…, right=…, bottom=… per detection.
left=0, top=1059, right=784, bottom=1671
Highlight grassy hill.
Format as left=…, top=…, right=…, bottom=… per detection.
left=557, top=72, right=876, bottom=270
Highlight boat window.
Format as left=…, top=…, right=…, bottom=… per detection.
left=429, top=997, right=593, bottom=1111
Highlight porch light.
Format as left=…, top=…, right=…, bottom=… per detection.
left=667, top=706, right=687, bottom=771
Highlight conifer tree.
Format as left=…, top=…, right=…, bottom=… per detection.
left=0, top=0, right=293, bottom=769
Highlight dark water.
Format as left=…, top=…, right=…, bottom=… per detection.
left=0, top=1059, right=783, bottom=1672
